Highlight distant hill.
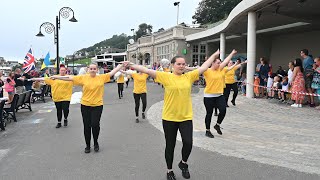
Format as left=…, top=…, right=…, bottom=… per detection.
left=77, top=33, right=132, bottom=57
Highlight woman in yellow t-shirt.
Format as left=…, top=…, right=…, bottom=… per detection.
left=114, top=68, right=126, bottom=99
left=203, top=50, right=238, bottom=138
left=128, top=50, right=220, bottom=180
left=52, top=62, right=127, bottom=153
left=223, top=60, right=247, bottom=107
left=121, top=69, right=149, bottom=123
left=31, top=66, right=73, bottom=128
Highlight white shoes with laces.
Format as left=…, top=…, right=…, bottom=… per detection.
left=291, top=104, right=302, bottom=108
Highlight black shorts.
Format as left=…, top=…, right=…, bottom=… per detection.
left=304, top=75, right=313, bottom=89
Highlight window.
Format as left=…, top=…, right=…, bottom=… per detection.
left=156, top=45, right=172, bottom=61
left=192, top=54, right=199, bottom=65
left=157, top=47, right=161, bottom=55
left=193, top=45, right=199, bottom=53
left=200, top=55, right=206, bottom=65
left=200, top=45, right=206, bottom=54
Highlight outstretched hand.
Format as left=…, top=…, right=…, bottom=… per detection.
left=231, top=49, right=237, bottom=54
left=213, top=49, right=220, bottom=57
left=122, top=61, right=130, bottom=67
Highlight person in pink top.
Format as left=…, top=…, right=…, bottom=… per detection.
left=4, top=72, right=16, bottom=103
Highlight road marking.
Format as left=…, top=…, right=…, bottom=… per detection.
left=19, top=118, right=44, bottom=124
left=0, top=149, right=10, bottom=161
left=290, top=151, right=303, bottom=155
left=38, top=110, right=52, bottom=113
left=70, top=92, right=82, bottom=104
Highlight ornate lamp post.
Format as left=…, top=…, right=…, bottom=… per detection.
left=36, top=7, right=77, bottom=74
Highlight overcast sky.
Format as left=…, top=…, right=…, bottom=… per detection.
left=0, top=0, right=201, bottom=62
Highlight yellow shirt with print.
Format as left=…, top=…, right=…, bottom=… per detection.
left=117, top=74, right=125, bottom=83
left=45, top=78, right=73, bottom=102
left=156, top=69, right=199, bottom=122
left=73, top=74, right=111, bottom=106
left=132, top=73, right=149, bottom=94
left=224, top=66, right=239, bottom=84
left=204, top=68, right=228, bottom=94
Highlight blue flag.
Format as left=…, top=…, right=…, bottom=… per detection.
left=41, top=52, right=51, bottom=70
left=44, top=52, right=51, bottom=66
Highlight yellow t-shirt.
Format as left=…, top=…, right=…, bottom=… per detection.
left=204, top=68, right=228, bottom=94
left=73, top=74, right=111, bottom=106
left=132, top=73, right=149, bottom=94
left=163, top=68, right=171, bottom=72
left=117, top=74, right=125, bottom=83
left=156, top=69, right=199, bottom=122
left=44, top=78, right=73, bottom=102
left=224, top=66, right=239, bottom=84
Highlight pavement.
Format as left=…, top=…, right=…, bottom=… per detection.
left=0, top=82, right=319, bottom=180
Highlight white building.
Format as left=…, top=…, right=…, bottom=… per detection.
left=127, top=25, right=204, bottom=66
left=186, top=0, right=320, bottom=98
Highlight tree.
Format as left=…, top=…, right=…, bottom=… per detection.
left=135, top=23, right=153, bottom=39
left=192, top=0, right=242, bottom=25
left=157, top=28, right=165, bottom=33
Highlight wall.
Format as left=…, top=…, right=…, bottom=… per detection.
left=270, top=30, right=320, bottom=69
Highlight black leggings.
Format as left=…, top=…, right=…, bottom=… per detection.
left=81, top=105, right=103, bottom=147
left=204, top=96, right=226, bottom=129
left=133, top=93, right=147, bottom=117
left=126, top=79, right=130, bottom=87
left=117, top=83, right=124, bottom=98
left=223, top=83, right=238, bottom=104
left=54, top=101, right=70, bottom=122
left=162, top=120, right=193, bottom=169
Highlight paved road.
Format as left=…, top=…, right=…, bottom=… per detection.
left=148, top=88, right=320, bottom=176
left=0, top=82, right=319, bottom=180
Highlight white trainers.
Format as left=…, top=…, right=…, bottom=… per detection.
left=298, top=104, right=302, bottom=108
left=291, top=104, right=300, bottom=108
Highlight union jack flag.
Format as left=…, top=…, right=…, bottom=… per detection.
left=22, top=48, right=36, bottom=73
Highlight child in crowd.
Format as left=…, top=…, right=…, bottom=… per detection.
left=266, top=72, right=274, bottom=99
left=312, top=57, right=320, bottom=109
left=280, top=76, right=289, bottom=102
left=254, top=74, right=260, bottom=97
left=271, top=75, right=281, bottom=99
left=240, top=73, right=247, bottom=95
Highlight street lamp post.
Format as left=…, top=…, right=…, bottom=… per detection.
left=174, top=2, right=180, bottom=25
left=131, top=28, right=135, bottom=41
left=36, top=7, right=77, bottom=74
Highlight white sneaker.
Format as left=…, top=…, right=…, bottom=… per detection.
left=298, top=104, right=302, bottom=108
left=291, top=104, right=299, bottom=108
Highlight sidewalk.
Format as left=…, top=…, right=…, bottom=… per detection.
left=147, top=88, right=320, bottom=175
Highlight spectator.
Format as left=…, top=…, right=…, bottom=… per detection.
left=240, top=73, right=246, bottom=95
left=240, top=58, right=247, bottom=77
left=0, top=71, right=4, bottom=98
left=254, top=73, right=260, bottom=98
left=266, top=73, right=274, bottom=99
left=235, top=58, right=242, bottom=81
left=258, top=57, right=270, bottom=97
left=276, top=66, right=287, bottom=77
left=287, top=61, right=294, bottom=84
left=42, top=69, right=50, bottom=77
left=300, top=49, right=315, bottom=107
left=14, top=68, right=25, bottom=94
left=271, top=75, right=281, bottom=99
left=4, top=72, right=16, bottom=103
left=291, top=58, right=306, bottom=108
left=311, top=57, right=320, bottom=109
left=280, top=76, right=289, bottom=102
left=23, top=71, right=33, bottom=91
